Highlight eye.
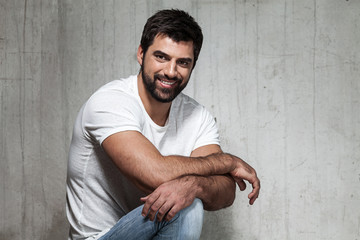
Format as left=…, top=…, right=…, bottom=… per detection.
left=155, top=55, right=167, bottom=61
left=178, top=60, right=190, bottom=68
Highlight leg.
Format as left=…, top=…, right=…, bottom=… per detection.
left=153, top=198, right=204, bottom=240
left=99, top=198, right=204, bottom=240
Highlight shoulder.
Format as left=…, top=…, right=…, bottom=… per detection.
left=174, top=93, right=209, bottom=117
left=79, top=76, right=144, bottom=143
left=81, top=76, right=144, bottom=128
left=173, top=93, right=220, bottom=150
left=86, top=76, right=140, bottom=112
left=91, top=75, right=136, bottom=100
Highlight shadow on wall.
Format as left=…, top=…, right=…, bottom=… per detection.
left=43, top=209, right=68, bottom=239
left=0, top=208, right=67, bottom=240
left=202, top=207, right=234, bottom=240
left=0, top=231, right=16, bottom=240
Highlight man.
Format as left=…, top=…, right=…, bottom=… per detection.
left=66, top=9, right=260, bottom=240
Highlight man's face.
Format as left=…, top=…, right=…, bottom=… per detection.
left=138, top=34, right=195, bottom=103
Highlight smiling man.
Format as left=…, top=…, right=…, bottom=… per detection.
left=66, top=9, right=260, bottom=240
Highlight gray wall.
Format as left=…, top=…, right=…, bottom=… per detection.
left=1, top=0, right=359, bottom=239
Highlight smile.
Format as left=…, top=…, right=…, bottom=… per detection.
left=160, top=79, right=176, bottom=85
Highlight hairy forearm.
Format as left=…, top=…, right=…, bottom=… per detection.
left=102, top=132, right=238, bottom=194
left=141, top=155, right=260, bottom=221
left=179, top=174, right=236, bottom=211
left=104, top=132, right=260, bottom=205
left=150, top=153, right=236, bottom=190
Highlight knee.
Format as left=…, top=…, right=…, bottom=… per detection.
left=189, top=198, right=204, bottom=223
left=178, top=198, right=204, bottom=239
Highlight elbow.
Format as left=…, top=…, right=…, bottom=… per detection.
left=221, top=185, right=236, bottom=209
left=147, top=175, right=168, bottom=189
left=133, top=155, right=175, bottom=193
left=203, top=179, right=236, bottom=211
left=135, top=170, right=170, bottom=194
left=225, top=186, right=236, bottom=208
left=226, top=179, right=236, bottom=207
left=145, top=157, right=176, bottom=188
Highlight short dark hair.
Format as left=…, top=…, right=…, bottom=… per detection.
left=140, top=9, right=203, bottom=67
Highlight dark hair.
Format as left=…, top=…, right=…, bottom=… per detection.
left=140, top=9, right=203, bottom=67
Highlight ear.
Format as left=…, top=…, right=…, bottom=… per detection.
left=137, top=45, right=144, bottom=66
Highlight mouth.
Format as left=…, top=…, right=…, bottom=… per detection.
left=160, top=79, right=176, bottom=85
left=156, top=76, right=180, bottom=88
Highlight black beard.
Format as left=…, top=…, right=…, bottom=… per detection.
left=141, top=65, right=188, bottom=103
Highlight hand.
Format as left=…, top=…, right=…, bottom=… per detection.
left=140, top=176, right=198, bottom=222
left=229, top=155, right=260, bottom=205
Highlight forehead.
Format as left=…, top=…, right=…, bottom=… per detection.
left=148, top=34, right=194, bottom=59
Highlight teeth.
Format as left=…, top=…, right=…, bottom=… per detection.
left=160, top=80, right=175, bottom=85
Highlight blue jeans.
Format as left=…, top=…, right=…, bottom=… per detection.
left=98, top=198, right=204, bottom=240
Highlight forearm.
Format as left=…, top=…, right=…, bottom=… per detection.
left=127, top=153, right=235, bottom=195
left=102, top=132, right=237, bottom=193
left=141, top=152, right=260, bottom=220
left=181, top=174, right=236, bottom=211
left=104, top=132, right=260, bottom=205
left=158, top=153, right=236, bottom=185
left=141, top=173, right=236, bottom=222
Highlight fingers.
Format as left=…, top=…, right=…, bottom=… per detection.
left=249, top=190, right=259, bottom=205
left=140, top=196, right=148, bottom=202
left=235, top=178, right=247, bottom=191
left=231, top=157, right=261, bottom=205
left=141, top=195, right=181, bottom=222
left=156, top=202, right=173, bottom=222
left=235, top=175, right=260, bottom=205
left=141, top=191, right=178, bottom=222
left=165, top=205, right=181, bottom=221
left=248, top=176, right=260, bottom=205
left=141, top=194, right=185, bottom=222
left=141, top=192, right=163, bottom=221
left=141, top=193, right=193, bottom=222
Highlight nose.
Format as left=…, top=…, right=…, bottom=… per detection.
left=164, top=60, right=177, bottom=79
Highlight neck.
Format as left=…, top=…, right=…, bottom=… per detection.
left=137, top=74, right=172, bottom=126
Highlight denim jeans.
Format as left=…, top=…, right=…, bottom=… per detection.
left=98, top=198, right=204, bottom=240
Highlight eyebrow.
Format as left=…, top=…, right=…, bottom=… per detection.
left=153, top=50, right=193, bottom=63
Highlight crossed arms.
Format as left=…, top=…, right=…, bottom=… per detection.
left=102, top=130, right=260, bottom=222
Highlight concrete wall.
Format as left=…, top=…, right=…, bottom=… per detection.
left=1, top=0, right=359, bottom=239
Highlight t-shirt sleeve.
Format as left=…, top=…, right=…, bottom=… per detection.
left=193, top=107, right=220, bottom=150
left=81, top=89, right=143, bottom=145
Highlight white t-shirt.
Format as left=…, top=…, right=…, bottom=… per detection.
left=66, top=75, right=220, bottom=239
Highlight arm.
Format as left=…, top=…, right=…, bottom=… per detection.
left=102, top=131, right=236, bottom=193
left=140, top=175, right=237, bottom=221
left=103, top=130, right=260, bottom=200
left=189, top=144, right=236, bottom=211
left=103, top=131, right=260, bottom=221
left=140, top=144, right=237, bottom=222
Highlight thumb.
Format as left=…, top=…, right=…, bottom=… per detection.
left=140, top=196, right=149, bottom=202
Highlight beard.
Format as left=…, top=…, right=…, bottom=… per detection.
left=141, top=64, right=189, bottom=103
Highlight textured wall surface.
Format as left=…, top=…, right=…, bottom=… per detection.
left=1, top=0, right=359, bottom=239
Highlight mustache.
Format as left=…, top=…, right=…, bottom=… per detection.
left=154, top=74, right=181, bottom=82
